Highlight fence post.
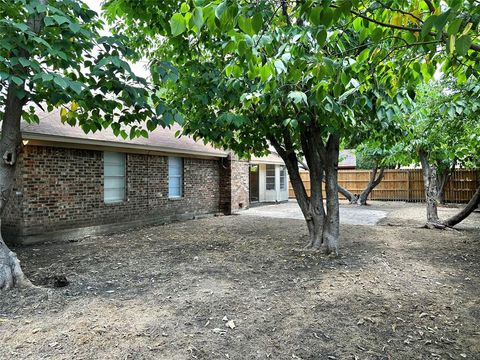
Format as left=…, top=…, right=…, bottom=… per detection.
left=407, top=170, right=411, bottom=202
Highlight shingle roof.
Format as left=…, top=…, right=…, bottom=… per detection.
left=339, top=150, right=356, bottom=168
left=251, top=146, right=285, bottom=165
left=21, top=110, right=228, bottom=158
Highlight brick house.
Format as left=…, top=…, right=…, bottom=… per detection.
left=2, top=111, right=287, bottom=245
left=2, top=111, right=240, bottom=244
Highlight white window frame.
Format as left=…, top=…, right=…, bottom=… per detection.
left=168, top=157, right=183, bottom=198
left=279, top=166, right=287, bottom=190
left=104, top=152, right=126, bottom=204
left=266, top=164, right=276, bottom=191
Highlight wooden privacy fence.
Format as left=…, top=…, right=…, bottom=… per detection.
left=288, top=169, right=480, bottom=203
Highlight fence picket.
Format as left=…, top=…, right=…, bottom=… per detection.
left=288, top=169, right=480, bottom=203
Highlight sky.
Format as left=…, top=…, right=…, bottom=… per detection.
left=82, top=0, right=150, bottom=78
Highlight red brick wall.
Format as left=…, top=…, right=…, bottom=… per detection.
left=230, top=159, right=250, bottom=211
left=3, top=145, right=222, bottom=239
left=219, top=155, right=250, bottom=214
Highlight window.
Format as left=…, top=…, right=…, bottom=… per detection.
left=266, top=164, right=276, bottom=190
left=104, top=152, right=126, bottom=203
left=169, top=157, right=183, bottom=198
left=280, top=166, right=286, bottom=190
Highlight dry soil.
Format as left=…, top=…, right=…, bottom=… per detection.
left=0, top=202, right=479, bottom=360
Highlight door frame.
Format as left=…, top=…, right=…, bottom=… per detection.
left=249, top=164, right=260, bottom=203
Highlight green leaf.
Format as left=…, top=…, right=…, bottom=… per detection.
left=333, top=82, right=343, bottom=97
left=69, top=81, right=83, bottom=94
left=156, top=102, right=165, bottom=115
left=357, top=48, right=370, bottom=63
left=316, top=29, right=327, bottom=47
left=315, top=86, right=326, bottom=102
left=68, top=22, right=82, bottom=33
left=448, top=34, right=455, bottom=54
left=447, top=18, right=462, bottom=36
left=237, top=40, right=247, bottom=56
left=170, top=13, right=186, bottom=36
left=174, top=112, right=184, bottom=124
left=60, top=108, right=68, bottom=123
left=16, top=88, right=28, bottom=100
left=44, top=16, right=55, bottom=27
left=36, top=3, right=47, bottom=13
left=370, top=28, right=383, bottom=43
left=259, top=64, right=271, bottom=82
left=192, top=7, right=204, bottom=31
left=215, top=2, right=227, bottom=19
left=146, top=120, right=157, bottom=132
left=274, top=59, right=286, bottom=74
left=18, top=57, right=30, bottom=67
left=455, top=35, right=471, bottom=56
left=180, top=2, right=190, bottom=13
left=309, top=7, right=322, bottom=26
left=421, top=16, right=436, bottom=38
left=53, top=76, right=68, bottom=89
left=238, top=16, right=253, bottom=35
left=52, top=15, right=70, bottom=25
left=319, top=8, right=333, bottom=27
left=251, top=13, right=262, bottom=34
left=283, top=118, right=298, bottom=128
left=434, top=11, right=450, bottom=32
left=11, top=76, right=23, bottom=86
left=288, top=91, right=308, bottom=105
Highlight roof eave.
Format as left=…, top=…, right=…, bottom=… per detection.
left=22, top=132, right=229, bottom=158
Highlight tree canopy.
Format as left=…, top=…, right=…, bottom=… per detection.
left=0, top=0, right=180, bottom=138
left=104, top=0, right=480, bottom=253
left=0, top=0, right=180, bottom=290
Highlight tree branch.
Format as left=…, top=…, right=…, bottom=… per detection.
left=424, top=0, right=436, bottom=14
left=333, top=4, right=480, bottom=53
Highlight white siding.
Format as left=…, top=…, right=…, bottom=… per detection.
left=257, top=164, right=288, bottom=202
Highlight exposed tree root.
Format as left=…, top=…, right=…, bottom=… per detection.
left=423, top=222, right=457, bottom=231
left=0, top=246, right=34, bottom=291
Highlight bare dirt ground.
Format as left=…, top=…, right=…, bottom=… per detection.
left=0, top=202, right=479, bottom=360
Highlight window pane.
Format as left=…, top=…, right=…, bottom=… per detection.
left=266, top=164, right=276, bottom=190
left=104, top=188, right=125, bottom=203
left=105, top=177, right=125, bottom=190
left=169, top=157, right=183, bottom=197
left=105, top=164, right=125, bottom=177
left=280, top=166, right=286, bottom=190
left=104, top=152, right=126, bottom=203
left=266, top=164, right=275, bottom=176
left=105, top=152, right=125, bottom=165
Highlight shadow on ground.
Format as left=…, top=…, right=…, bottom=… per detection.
left=0, top=203, right=479, bottom=360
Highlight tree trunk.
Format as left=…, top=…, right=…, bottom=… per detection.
left=358, top=167, right=385, bottom=205
left=321, top=134, right=340, bottom=255
left=300, top=159, right=356, bottom=204
left=0, top=0, right=46, bottom=290
left=419, top=149, right=441, bottom=226
left=442, top=185, right=480, bottom=227
left=300, top=129, right=325, bottom=248
left=436, top=160, right=455, bottom=205
left=0, top=84, right=32, bottom=290
left=337, top=183, right=357, bottom=203
left=0, top=222, right=31, bottom=290
left=269, top=131, right=323, bottom=248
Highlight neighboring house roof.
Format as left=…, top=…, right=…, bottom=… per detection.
left=251, top=152, right=285, bottom=165
left=339, top=149, right=356, bottom=168
left=21, top=110, right=228, bottom=158
left=252, top=149, right=356, bottom=168
left=251, top=145, right=285, bottom=165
